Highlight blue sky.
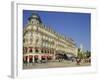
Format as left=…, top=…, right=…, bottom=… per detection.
left=23, top=10, right=91, bottom=51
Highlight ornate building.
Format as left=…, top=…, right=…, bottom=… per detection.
left=23, top=12, right=78, bottom=63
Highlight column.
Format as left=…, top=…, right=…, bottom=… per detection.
left=32, top=55, right=34, bottom=63
left=32, top=48, right=35, bottom=62
left=27, top=56, right=29, bottom=63
left=38, top=55, right=41, bottom=61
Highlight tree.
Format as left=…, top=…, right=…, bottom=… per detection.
left=85, top=50, right=91, bottom=58
left=77, top=48, right=85, bottom=59
left=77, top=48, right=82, bottom=58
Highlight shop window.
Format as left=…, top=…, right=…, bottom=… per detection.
left=29, top=55, right=33, bottom=63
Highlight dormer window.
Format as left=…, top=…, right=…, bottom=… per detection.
left=28, top=12, right=42, bottom=25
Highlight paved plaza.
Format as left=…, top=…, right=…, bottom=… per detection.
left=23, top=60, right=91, bottom=69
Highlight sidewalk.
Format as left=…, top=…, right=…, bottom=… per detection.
left=23, top=60, right=91, bottom=69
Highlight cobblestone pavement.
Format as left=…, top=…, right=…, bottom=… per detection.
left=23, top=60, right=91, bottom=69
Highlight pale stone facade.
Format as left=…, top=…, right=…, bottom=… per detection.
left=23, top=13, right=77, bottom=63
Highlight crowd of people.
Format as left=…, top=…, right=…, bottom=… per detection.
left=23, top=54, right=91, bottom=66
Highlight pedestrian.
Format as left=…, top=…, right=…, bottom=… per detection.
left=76, top=57, right=81, bottom=65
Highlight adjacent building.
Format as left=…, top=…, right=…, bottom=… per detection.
left=23, top=12, right=78, bottom=63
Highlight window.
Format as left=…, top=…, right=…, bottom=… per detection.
left=30, top=38, right=33, bottom=44
left=35, top=49, right=39, bottom=53
left=41, top=49, right=43, bottom=53
left=23, top=39, right=25, bottom=43
left=48, top=50, right=49, bottom=53
left=36, top=39, right=39, bottom=44
left=45, top=50, right=46, bottom=53
left=29, top=47, right=33, bottom=53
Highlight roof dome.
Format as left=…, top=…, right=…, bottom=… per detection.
left=28, top=12, right=42, bottom=23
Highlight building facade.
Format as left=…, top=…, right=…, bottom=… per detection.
left=23, top=13, right=78, bottom=63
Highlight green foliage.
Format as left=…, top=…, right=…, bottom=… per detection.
left=77, top=48, right=91, bottom=59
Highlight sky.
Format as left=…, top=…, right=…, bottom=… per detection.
left=23, top=10, right=91, bottom=51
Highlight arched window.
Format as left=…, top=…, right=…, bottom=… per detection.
left=41, top=49, right=43, bottom=53
left=48, top=50, right=49, bottom=53
left=29, top=47, right=33, bottom=53
left=35, top=49, right=39, bottom=53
